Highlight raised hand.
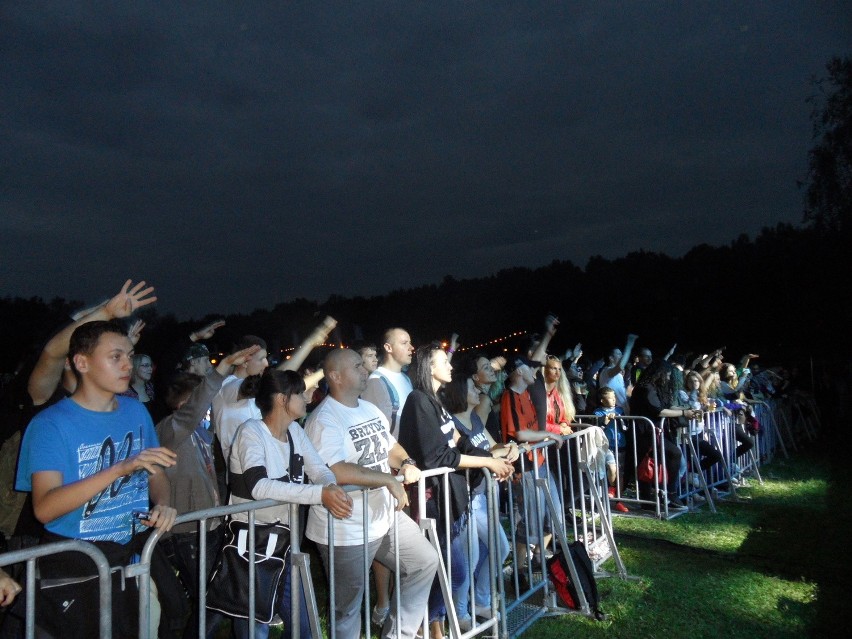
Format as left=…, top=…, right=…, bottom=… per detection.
left=127, top=319, right=146, bottom=346
left=216, top=345, right=261, bottom=375
left=309, top=316, right=337, bottom=347
left=191, top=320, right=226, bottom=342
left=545, top=314, right=560, bottom=334
left=104, top=280, right=157, bottom=319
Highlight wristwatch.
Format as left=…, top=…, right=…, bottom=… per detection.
left=400, top=458, right=418, bottom=469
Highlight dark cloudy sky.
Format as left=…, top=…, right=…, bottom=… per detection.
left=2, top=2, right=849, bottom=318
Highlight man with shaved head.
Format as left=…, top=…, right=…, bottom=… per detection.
left=304, top=348, right=438, bottom=639
left=362, top=327, right=414, bottom=440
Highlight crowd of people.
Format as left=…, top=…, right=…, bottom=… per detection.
left=0, top=278, right=806, bottom=639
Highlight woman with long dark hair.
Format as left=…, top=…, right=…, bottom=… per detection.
left=439, top=355, right=517, bottom=629
left=630, top=360, right=701, bottom=509
left=398, top=343, right=513, bottom=639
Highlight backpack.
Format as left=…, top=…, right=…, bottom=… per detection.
left=547, top=541, right=607, bottom=620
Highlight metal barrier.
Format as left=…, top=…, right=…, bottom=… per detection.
left=135, top=498, right=317, bottom=639
left=577, top=415, right=677, bottom=520
left=748, top=399, right=787, bottom=461
left=410, top=467, right=503, bottom=639
left=0, top=539, right=113, bottom=639
left=324, top=484, right=405, bottom=639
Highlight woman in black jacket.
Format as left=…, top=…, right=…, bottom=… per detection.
left=630, top=360, right=701, bottom=510
left=398, top=342, right=512, bottom=639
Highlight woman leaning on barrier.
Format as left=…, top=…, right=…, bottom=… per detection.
left=440, top=355, right=518, bottom=630
left=398, top=343, right=514, bottom=639
left=228, top=369, right=353, bottom=639
left=630, top=360, right=700, bottom=510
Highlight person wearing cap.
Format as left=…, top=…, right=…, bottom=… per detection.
left=500, top=356, right=560, bottom=571
left=183, top=342, right=213, bottom=376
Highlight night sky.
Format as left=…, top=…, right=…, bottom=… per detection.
left=3, top=2, right=850, bottom=318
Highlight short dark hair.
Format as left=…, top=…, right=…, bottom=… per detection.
left=164, top=372, right=203, bottom=410
left=235, top=335, right=267, bottom=352
left=241, top=368, right=305, bottom=417
left=68, top=320, right=128, bottom=381
left=350, top=340, right=377, bottom=356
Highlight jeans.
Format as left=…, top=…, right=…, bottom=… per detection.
left=514, top=461, right=559, bottom=546
left=453, top=492, right=509, bottom=619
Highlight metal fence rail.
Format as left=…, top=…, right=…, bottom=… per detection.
left=0, top=539, right=113, bottom=639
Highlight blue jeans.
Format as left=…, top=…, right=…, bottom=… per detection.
left=515, top=462, right=559, bottom=546
left=231, top=554, right=312, bottom=639
left=454, top=492, right=509, bottom=619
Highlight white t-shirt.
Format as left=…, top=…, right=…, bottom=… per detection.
left=362, top=366, right=412, bottom=440
left=304, top=396, right=395, bottom=546
left=228, top=419, right=335, bottom=525
left=212, top=375, right=261, bottom=463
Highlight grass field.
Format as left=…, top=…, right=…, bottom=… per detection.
left=255, top=428, right=847, bottom=639
left=530, top=450, right=844, bottom=639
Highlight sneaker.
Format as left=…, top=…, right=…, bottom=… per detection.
left=475, top=605, right=496, bottom=619
left=614, top=501, right=629, bottom=513
left=608, top=486, right=617, bottom=498
left=458, top=616, right=473, bottom=632
left=667, top=498, right=687, bottom=510
left=372, top=605, right=390, bottom=627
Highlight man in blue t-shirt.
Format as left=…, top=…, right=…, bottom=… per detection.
left=15, top=320, right=177, bottom=636
left=17, top=320, right=177, bottom=540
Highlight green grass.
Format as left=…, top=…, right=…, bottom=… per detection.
left=253, top=445, right=845, bottom=639
left=530, top=454, right=835, bottom=638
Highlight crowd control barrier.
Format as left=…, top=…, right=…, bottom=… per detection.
left=577, top=415, right=681, bottom=520
left=135, top=498, right=318, bottom=639
left=0, top=539, right=113, bottom=639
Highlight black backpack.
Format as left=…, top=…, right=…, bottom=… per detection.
left=547, top=541, right=607, bottom=621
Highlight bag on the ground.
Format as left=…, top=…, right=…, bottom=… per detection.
left=547, top=541, right=607, bottom=620
left=637, top=450, right=667, bottom=485
left=206, top=518, right=290, bottom=623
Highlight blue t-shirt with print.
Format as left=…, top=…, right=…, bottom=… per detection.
left=16, top=396, right=158, bottom=544
left=594, top=405, right=625, bottom=450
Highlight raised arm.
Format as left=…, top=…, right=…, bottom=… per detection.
left=277, top=316, right=337, bottom=372
left=530, top=314, right=559, bottom=363
left=615, top=334, right=638, bottom=373
left=28, top=279, right=157, bottom=405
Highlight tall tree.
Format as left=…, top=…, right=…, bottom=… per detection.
left=802, top=57, right=852, bottom=234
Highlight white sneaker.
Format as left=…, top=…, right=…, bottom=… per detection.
left=458, top=616, right=473, bottom=632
